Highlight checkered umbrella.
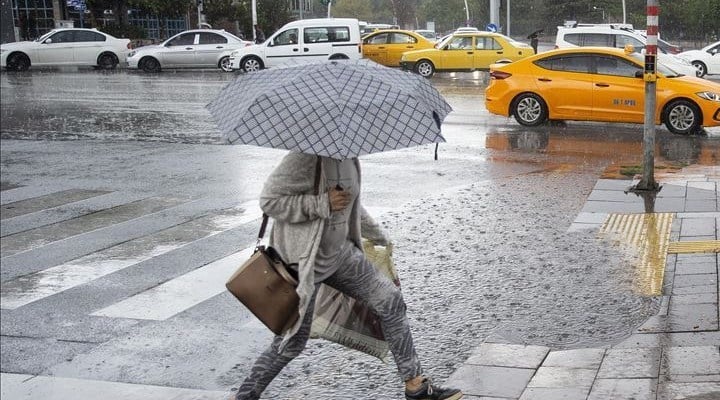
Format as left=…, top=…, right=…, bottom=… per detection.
left=207, top=59, right=452, bottom=160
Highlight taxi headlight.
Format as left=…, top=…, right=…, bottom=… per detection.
left=696, top=91, right=720, bottom=102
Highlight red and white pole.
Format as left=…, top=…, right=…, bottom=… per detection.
left=637, top=0, right=658, bottom=191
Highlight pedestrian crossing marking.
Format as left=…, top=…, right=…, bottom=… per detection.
left=1, top=201, right=262, bottom=310
left=1, top=189, right=111, bottom=220
left=90, top=247, right=255, bottom=321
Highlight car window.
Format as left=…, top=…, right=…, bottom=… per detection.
left=198, top=32, right=227, bottom=45
left=583, top=33, right=613, bottom=47
left=615, top=34, right=644, bottom=51
left=365, top=33, right=388, bottom=44
left=303, top=26, right=350, bottom=43
left=48, top=30, right=74, bottom=43
left=475, top=37, right=501, bottom=50
left=447, top=36, right=472, bottom=50
left=535, top=54, right=592, bottom=73
left=389, top=33, right=415, bottom=44
left=564, top=33, right=582, bottom=46
left=594, top=55, right=641, bottom=77
left=272, top=28, right=299, bottom=46
left=74, top=31, right=105, bottom=42
left=167, top=33, right=196, bottom=46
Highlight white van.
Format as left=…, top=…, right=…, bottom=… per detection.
left=228, top=18, right=361, bottom=72
left=555, top=24, right=699, bottom=76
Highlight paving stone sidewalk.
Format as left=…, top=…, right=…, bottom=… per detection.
left=448, top=166, right=720, bottom=400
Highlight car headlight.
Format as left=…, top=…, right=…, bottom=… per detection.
left=696, top=91, right=720, bottom=102
left=128, top=50, right=137, bottom=58
left=230, top=50, right=239, bottom=57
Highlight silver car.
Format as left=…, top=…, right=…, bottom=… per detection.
left=0, top=28, right=131, bottom=71
left=126, top=29, right=252, bottom=72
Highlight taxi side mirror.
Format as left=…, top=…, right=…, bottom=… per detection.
left=44, top=38, right=53, bottom=44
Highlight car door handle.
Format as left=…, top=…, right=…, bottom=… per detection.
left=496, top=51, right=503, bottom=54
left=378, top=46, right=386, bottom=49
left=406, top=46, right=414, bottom=48
left=595, top=83, right=610, bottom=87
left=215, top=46, right=224, bottom=49
left=185, top=47, right=193, bottom=50
left=304, top=48, right=309, bottom=52
left=538, top=78, right=552, bottom=82
left=466, top=51, right=474, bottom=54
left=293, top=48, right=299, bottom=52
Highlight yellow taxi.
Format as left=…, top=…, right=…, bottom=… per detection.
left=361, top=29, right=435, bottom=67
left=399, top=31, right=534, bottom=77
left=485, top=47, right=720, bottom=134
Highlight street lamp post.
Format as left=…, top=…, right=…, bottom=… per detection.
left=464, top=0, right=470, bottom=26
left=593, top=6, right=605, bottom=22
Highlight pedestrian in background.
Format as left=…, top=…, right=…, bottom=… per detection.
left=254, top=25, right=265, bottom=44
left=232, top=153, right=463, bottom=400
left=527, top=29, right=543, bottom=54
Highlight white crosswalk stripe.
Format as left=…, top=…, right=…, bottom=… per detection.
left=91, top=247, right=255, bottom=320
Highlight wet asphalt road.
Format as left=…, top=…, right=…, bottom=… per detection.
left=1, top=68, right=719, bottom=399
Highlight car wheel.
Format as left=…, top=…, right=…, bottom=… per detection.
left=97, top=53, right=118, bottom=70
left=691, top=61, right=707, bottom=77
left=141, top=57, right=161, bottom=73
left=663, top=99, right=701, bottom=135
left=7, top=53, right=30, bottom=71
left=329, top=54, right=349, bottom=60
left=512, top=93, right=548, bottom=126
left=414, top=60, right=434, bottom=78
left=219, top=56, right=233, bottom=72
left=241, top=56, right=263, bottom=72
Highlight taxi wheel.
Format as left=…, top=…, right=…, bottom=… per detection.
left=219, top=56, right=233, bottom=72
left=512, top=93, right=548, bottom=126
left=663, top=99, right=701, bottom=135
left=414, top=60, right=435, bottom=78
left=242, top=56, right=263, bottom=72
left=691, top=61, right=707, bottom=78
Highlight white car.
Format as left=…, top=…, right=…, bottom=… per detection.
left=126, top=29, right=252, bottom=72
left=228, top=18, right=362, bottom=72
left=678, top=41, right=720, bottom=77
left=0, top=28, right=131, bottom=71
left=555, top=24, right=700, bottom=77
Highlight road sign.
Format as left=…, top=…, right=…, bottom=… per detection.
left=486, top=23, right=498, bottom=32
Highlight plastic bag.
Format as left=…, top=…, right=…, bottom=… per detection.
left=310, top=240, right=399, bottom=360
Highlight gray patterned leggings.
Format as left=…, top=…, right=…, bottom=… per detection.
left=235, top=246, right=423, bottom=400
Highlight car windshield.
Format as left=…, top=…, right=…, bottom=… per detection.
left=35, top=30, right=57, bottom=42
left=627, top=52, right=681, bottom=77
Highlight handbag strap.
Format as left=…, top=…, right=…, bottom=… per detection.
left=256, top=156, right=323, bottom=247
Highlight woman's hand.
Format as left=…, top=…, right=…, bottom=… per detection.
left=328, top=187, right=351, bottom=212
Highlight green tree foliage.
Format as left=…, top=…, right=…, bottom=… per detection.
left=332, top=0, right=374, bottom=21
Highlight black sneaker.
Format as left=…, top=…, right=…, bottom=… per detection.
left=405, top=378, right=463, bottom=400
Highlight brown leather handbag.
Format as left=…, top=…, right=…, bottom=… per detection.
left=226, top=214, right=299, bottom=335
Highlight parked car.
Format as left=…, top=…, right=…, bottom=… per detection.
left=0, top=28, right=131, bottom=71
left=362, top=29, right=435, bottom=67
left=228, top=18, right=362, bottom=72
left=678, top=41, right=720, bottom=78
left=485, top=47, right=720, bottom=135
left=399, top=31, right=533, bottom=77
left=126, top=29, right=252, bottom=72
left=414, top=29, right=439, bottom=42
left=554, top=24, right=699, bottom=77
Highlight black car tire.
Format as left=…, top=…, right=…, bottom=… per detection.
left=691, top=61, right=707, bottom=78
left=663, top=99, right=701, bottom=135
left=219, top=56, right=233, bottom=72
left=141, top=57, right=161, bottom=73
left=414, top=60, right=434, bottom=78
left=241, top=56, right=263, bottom=72
left=97, top=53, right=118, bottom=70
left=329, top=54, right=349, bottom=60
left=7, top=53, right=30, bottom=71
left=512, top=93, right=548, bottom=126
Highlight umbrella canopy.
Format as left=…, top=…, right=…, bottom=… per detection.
left=207, top=59, right=452, bottom=160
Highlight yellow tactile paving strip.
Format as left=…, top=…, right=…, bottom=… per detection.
left=599, top=213, right=674, bottom=296
left=667, top=240, right=720, bottom=254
